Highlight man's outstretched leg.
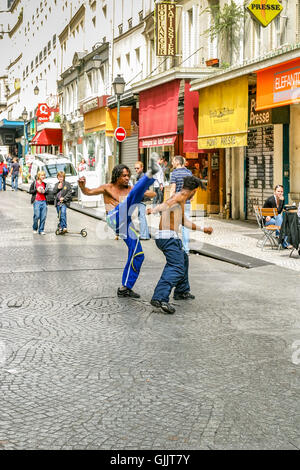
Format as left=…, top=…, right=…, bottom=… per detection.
left=117, top=226, right=145, bottom=298
left=114, top=153, right=160, bottom=297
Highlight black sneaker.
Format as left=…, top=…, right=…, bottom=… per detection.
left=150, top=299, right=175, bottom=314
left=117, top=287, right=140, bottom=298
left=174, top=292, right=195, bottom=300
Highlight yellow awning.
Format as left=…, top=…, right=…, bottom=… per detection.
left=105, top=107, right=132, bottom=137
left=198, top=76, right=248, bottom=149
left=84, top=107, right=106, bottom=133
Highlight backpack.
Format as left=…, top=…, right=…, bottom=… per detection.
left=3, top=166, right=8, bottom=176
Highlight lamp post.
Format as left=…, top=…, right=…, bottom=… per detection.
left=21, top=106, right=28, bottom=161
left=112, top=74, right=125, bottom=165
left=33, top=79, right=48, bottom=96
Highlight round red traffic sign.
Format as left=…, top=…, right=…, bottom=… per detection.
left=114, top=127, right=126, bottom=142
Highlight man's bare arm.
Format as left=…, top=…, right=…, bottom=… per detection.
left=148, top=194, right=181, bottom=214
left=183, top=215, right=213, bottom=234
left=169, top=182, right=176, bottom=198
left=78, top=177, right=107, bottom=196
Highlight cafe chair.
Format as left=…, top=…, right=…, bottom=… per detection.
left=254, top=206, right=280, bottom=251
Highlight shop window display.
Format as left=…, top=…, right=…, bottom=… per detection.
left=87, top=137, right=96, bottom=171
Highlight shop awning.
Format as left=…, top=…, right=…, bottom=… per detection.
left=105, top=107, right=132, bottom=137
left=183, top=82, right=200, bottom=153
left=198, top=76, right=248, bottom=149
left=84, top=107, right=106, bottom=133
left=31, top=128, right=62, bottom=146
left=0, top=119, right=25, bottom=129
left=139, top=79, right=180, bottom=148
left=256, top=57, right=300, bottom=110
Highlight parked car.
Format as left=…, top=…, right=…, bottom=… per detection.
left=29, top=154, right=78, bottom=202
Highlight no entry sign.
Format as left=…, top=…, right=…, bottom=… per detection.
left=114, top=127, right=126, bottom=142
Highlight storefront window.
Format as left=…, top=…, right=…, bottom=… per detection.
left=87, top=136, right=96, bottom=171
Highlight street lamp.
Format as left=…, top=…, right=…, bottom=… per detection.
left=92, top=54, right=102, bottom=69
left=112, top=74, right=125, bottom=165
left=22, top=107, right=28, bottom=161
left=33, top=79, right=48, bottom=96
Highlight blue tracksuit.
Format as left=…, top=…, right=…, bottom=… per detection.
left=152, top=235, right=190, bottom=303
left=106, top=174, right=154, bottom=289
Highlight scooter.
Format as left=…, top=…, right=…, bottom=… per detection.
left=55, top=206, right=87, bottom=238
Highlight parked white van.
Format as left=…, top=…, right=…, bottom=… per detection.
left=29, top=154, right=78, bottom=202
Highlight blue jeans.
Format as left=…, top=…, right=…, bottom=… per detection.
left=152, top=237, right=190, bottom=303
left=153, top=187, right=163, bottom=206
left=0, top=175, right=6, bottom=191
left=265, top=213, right=283, bottom=229
left=181, top=203, right=191, bottom=254
left=33, top=200, right=47, bottom=233
left=11, top=174, right=18, bottom=190
left=138, top=203, right=150, bottom=239
left=57, top=204, right=67, bottom=229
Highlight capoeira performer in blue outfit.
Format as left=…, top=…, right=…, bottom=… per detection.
left=78, top=154, right=159, bottom=298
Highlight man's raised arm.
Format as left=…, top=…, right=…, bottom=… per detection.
left=147, top=193, right=181, bottom=215
left=78, top=176, right=107, bottom=196
left=183, top=211, right=213, bottom=234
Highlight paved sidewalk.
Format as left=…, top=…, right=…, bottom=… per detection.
left=67, top=200, right=300, bottom=273
left=11, top=179, right=300, bottom=272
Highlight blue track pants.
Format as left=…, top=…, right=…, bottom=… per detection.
left=106, top=174, right=154, bottom=289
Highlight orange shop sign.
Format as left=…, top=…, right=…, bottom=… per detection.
left=256, top=58, right=300, bottom=111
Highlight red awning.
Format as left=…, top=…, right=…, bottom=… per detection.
left=31, top=128, right=62, bottom=146
left=183, top=82, right=199, bottom=153
left=139, top=79, right=180, bottom=148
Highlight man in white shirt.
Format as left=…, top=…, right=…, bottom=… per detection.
left=152, top=152, right=165, bottom=207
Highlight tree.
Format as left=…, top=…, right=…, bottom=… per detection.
left=204, top=1, right=244, bottom=65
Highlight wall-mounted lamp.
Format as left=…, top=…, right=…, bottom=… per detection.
left=92, top=54, right=102, bottom=68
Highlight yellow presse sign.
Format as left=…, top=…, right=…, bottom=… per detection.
left=198, top=76, right=248, bottom=149
left=247, top=0, right=283, bottom=28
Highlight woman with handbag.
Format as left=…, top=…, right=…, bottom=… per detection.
left=0, top=155, right=8, bottom=191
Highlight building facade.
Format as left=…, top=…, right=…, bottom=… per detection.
left=1, top=0, right=300, bottom=219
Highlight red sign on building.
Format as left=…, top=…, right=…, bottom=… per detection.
left=36, top=103, right=51, bottom=122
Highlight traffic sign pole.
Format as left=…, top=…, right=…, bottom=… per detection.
left=116, top=95, right=121, bottom=165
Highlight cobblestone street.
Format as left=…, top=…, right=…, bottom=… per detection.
left=0, top=189, right=300, bottom=450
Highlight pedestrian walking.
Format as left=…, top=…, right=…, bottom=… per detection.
left=53, top=171, right=73, bottom=233
left=77, top=158, right=88, bottom=177
left=148, top=176, right=212, bottom=314
left=29, top=171, right=49, bottom=235
left=134, top=161, right=152, bottom=240
left=78, top=155, right=160, bottom=298
left=170, top=155, right=193, bottom=255
left=6, top=153, right=12, bottom=172
left=9, top=157, right=22, bottom=191
left=0, top=155, right=8, bottom=191
left=152, top=153, right=165, bottom=207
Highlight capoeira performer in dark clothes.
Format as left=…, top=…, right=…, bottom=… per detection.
left=78, top=154, right=159, bottom=298
left=148, top=175, right=213, bottom=314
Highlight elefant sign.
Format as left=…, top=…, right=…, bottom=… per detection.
left=155, top=2, right=176, bottom=56
left=247, top=0, right=283, bottom=27
left=256, top=58, right=300, bottom=110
